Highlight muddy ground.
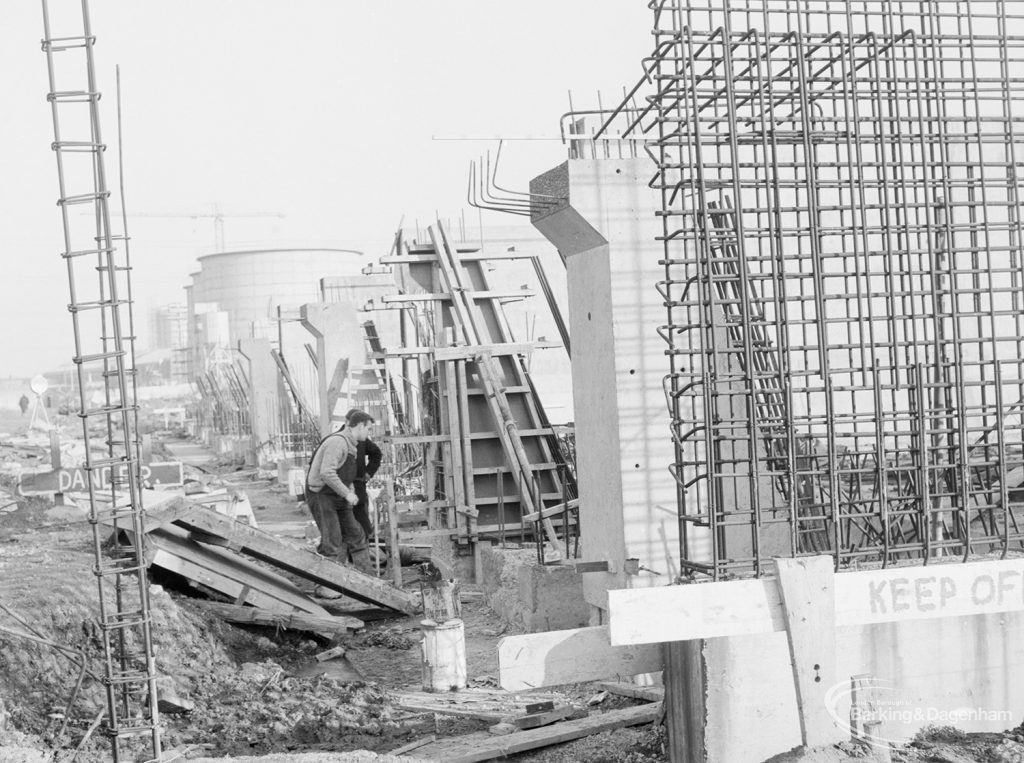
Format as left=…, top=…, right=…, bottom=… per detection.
left=0, top=411, right=665, bottom=762
left=4, top=409, right=1023, bottom=762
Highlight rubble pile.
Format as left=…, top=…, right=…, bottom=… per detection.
left=171, top=663, right=398, bottom=756
left=0, top=536, right=402, bottom=761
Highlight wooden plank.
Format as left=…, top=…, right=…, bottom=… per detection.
left=191, top=600, right=363, bottom=634
left=389, top=736, right=438, bottom=756
left=608, top=577, right=784, bottom=646
left=396, top=703, right=507, bottom=723
left=595, top=682, right=665, bottom=703
left=498, top=625, right=662, bottom=691
left=315, top=645, right=348, bottom=662
left=399, top=528, right=460, bottom=541
left=664, top=640, right=705, bottom=763
left=775, top=556, right=841, bottom=747
left=558, top=560, right=611, bottom=573
left=434, top=343, right=561, bottom=362
left=388, top=486, right=404, bottom=588
left=149, top=547, right=324, bottom=615
left=380, top=289, right=536, bottom=304
left=470, top=428, right=555, bottom=440
left=99, top=494, right=193, bottom=536
left=382, top=250, right=536, bottom=264
left=474, top=461, right=558, bottom=475
left=609, top=556, right=1024, bottom=646
left=511, top=706, right=587, bottom=730
left=170, top=504, right=418, bottom=613
left=457, top=359, right=481, bottom=582
left=443, top=362, right=465, bottom=528
left=406, top=703, right=661, bottom=762
left=391, top=687, right=561, bottom=724
left=521, top=499, right=580, bottom=523
left=147, top=525, right=330, bottom=615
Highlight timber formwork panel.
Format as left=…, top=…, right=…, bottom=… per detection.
left=389, top=227, right=575, bottom=544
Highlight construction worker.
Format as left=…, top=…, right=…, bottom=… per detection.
left=18, top=394, right=29, bottom=415
left=305, top=410, right=375, bottom=590
left=344, top=408, right=382, bottom=543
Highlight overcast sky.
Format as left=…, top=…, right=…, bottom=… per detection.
left=1, top=1, right=651, bottom=378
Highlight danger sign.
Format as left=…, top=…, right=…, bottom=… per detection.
left=18, top=461, right=184, bottom=496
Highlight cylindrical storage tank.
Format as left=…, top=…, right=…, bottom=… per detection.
left=190, top=248, right=364, bottom=344
left=420, top=618, right=467, bottom=692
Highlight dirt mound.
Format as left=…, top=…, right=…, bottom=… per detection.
left=0, top=534, right=402, bottom=761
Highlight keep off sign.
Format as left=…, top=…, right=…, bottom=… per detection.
left=608, top=555, right=1024, bottom=646
left=18, top=461, right=184, bottom=496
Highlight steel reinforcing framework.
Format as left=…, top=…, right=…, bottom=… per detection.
left=621, top=0, right=1024, bottom=579
left=40, top=0, right=161, bottom=759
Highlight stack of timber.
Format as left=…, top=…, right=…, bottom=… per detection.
left=398, top=703, right=660, bottom=762
left=107, top=497, right=418, bottom=634
left=370, top=222, right=579, bottom=564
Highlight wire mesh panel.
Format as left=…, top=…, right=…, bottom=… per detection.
left=639, top=0, right=1024, bottom=578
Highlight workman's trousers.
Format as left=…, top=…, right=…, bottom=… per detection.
left=352, top=481, right=374, bottom=541
left=310, top=488, right=367, bottom=561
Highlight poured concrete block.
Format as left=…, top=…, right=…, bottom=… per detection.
left=479, top=545, right=588, bottom=632
left=517, top=562, right=590, bottom=633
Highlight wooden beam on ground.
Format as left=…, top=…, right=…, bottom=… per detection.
left=170, top=503, right=418, bottom=613
left=775, top=556, right=842, bottom=747
left=511, top=706, right=587, bottom=730
left=390, top=688, right=562, bottom=724
left=100, top=495, right=193, bottom=536
left=595, top=681, right=665, bottom=703
left=405, top=703, right=661, bottom=762
left=148, top=542, right=327, bottom=616
left=191, top=600, right=363, bottom=635
left=497, top=625, right=662, bottom=691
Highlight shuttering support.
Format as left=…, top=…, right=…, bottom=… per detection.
left=39, top=1, right=161, bottom=758
left=372, top=222, right=578, bottom=562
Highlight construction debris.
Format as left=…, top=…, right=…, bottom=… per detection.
left=402, top=703, right=661, bottom=762
left=193, top=601, right=363, bottom=636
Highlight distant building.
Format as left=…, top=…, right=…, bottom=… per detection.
left=148, top=303, right=189, bottom=351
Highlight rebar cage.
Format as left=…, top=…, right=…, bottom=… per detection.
left=634, top=0, right=1024, bottom=578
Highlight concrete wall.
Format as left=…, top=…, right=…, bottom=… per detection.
left=703, top=612, right=1024, bottom=761
left=532, top=158, right=710, bottom=611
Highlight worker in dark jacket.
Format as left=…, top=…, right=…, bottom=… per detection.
left=353, top=437, right=382, bottom=541
left=340, top=408, right=382, bottom=541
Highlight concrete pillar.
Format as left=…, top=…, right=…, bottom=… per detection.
left=531, top=158, right=691, bottom=609
left=237, top=337, right=280, bottom=464
left=531, top=158, right=789, bottom=599
left=300, top=302, right=363, bottom=436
